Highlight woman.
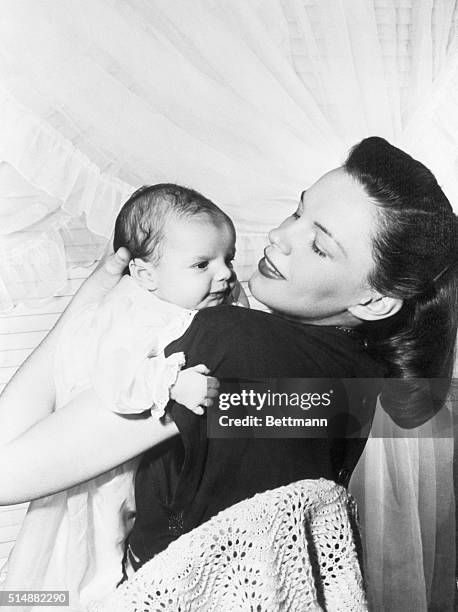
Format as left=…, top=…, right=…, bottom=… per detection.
left=125, top=136, right=458, bottom=567
left=0, top=138, right=456, bottom=599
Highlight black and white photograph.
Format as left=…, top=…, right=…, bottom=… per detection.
left=0, top=1, right=456, bottom=610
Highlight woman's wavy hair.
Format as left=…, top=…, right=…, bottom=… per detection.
left=345, top=137, right=458, bottom=428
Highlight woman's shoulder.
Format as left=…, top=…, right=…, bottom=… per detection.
left=192, top=306, right=344, bottom=344
left=193, top=305, right=306, bottom=342
left=182, top=306, right=384, bottom=378
left=195, top=304, right=274, bottom=325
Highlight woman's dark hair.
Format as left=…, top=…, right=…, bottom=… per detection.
left=345, top=137, right=458, bottom=428
left=113, top=183, right=234, bottom=266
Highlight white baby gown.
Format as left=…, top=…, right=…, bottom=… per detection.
left=0, top=276, right=198, bottom=611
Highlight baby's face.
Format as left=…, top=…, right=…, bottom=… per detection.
left=151, top=216, right=236, bottom=310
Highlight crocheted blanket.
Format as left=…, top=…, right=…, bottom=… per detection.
left=94, top=478, right=367, bottom=611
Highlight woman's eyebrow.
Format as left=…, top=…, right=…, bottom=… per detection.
left=314, top=221, right=347, bottom=257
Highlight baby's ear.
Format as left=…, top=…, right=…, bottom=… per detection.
left=129, top=258, right=158, bottom=291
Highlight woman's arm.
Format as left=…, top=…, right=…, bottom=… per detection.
left=0, top=330, right=59, bottom=446
left=0, top=389, right=178, bottom=505
left=0, top=248, right=131, bottom=446
left=0, top=248, right=178, bottom=503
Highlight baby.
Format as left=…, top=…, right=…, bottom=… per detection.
left=80, top=182, right=244, bottom=419
left=3, top=184, right=247, bottom=611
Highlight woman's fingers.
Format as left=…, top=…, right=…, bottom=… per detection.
left=61, top=248, right=131, bottom=322
left=96, top=248, right=131, bottom=291
left=105, top=247, right=131, bottom=272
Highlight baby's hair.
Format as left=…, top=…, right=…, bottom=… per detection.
left=113, top=184, right=235, bottom=265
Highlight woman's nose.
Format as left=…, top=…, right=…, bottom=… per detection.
left=268, top=221, right=291, bottom=255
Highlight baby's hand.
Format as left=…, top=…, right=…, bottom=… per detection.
left=170, top=364, right=220, bottom=416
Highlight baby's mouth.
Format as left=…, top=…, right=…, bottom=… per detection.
left=208, top=288, right=229, bottom=301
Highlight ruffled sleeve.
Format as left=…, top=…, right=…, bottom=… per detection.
left=63, top=278, right=195, bottom=416
left=114, top=351, right=186, bottom=417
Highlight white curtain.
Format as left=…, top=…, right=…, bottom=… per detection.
left=350, top=399, right=455, bottom=611
left=0, top=1, right=456, bottom=609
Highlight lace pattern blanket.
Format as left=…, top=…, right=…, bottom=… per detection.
left=95, top=478, right=367, bottom=611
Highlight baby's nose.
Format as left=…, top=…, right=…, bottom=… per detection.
left=217, top=262, right=232, bottom=282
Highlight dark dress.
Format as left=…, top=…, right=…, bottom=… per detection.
left=128, top=306, right=385, bottom=567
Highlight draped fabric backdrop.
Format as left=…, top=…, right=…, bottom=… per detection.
left=0, top=1, right=456, bottom=609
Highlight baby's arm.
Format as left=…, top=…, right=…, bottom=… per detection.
left=98, top=350, right=219, bottom=417
left=110, top=353, right=219, bottom=416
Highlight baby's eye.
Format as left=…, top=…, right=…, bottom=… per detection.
left=292, top=210, right=301, bottom=220
left=195, top=261, right=209, bottom=270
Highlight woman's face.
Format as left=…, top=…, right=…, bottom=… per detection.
left=249, top=167, right=378, bottom=325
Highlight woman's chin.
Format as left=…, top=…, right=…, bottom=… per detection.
left=247, top=270, right=262, bottom=296
left=248, top=271, right=274, bottom=309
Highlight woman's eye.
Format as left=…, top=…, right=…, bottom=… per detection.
left=195, top=261, right=209, bottom=269
left=311, top=241, right=327, bottom=258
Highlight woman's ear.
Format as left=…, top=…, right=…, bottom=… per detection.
left=348, top=294, right=403, bottom=321
left=129, top=258, right=158, bottom=291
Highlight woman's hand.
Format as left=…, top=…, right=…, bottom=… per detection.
left=59, top=247, right=131, bottom=324
left=0, top=248, right=130, bottom=446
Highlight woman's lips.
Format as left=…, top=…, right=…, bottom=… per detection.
left=258, top=254, right=285, bottom=279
